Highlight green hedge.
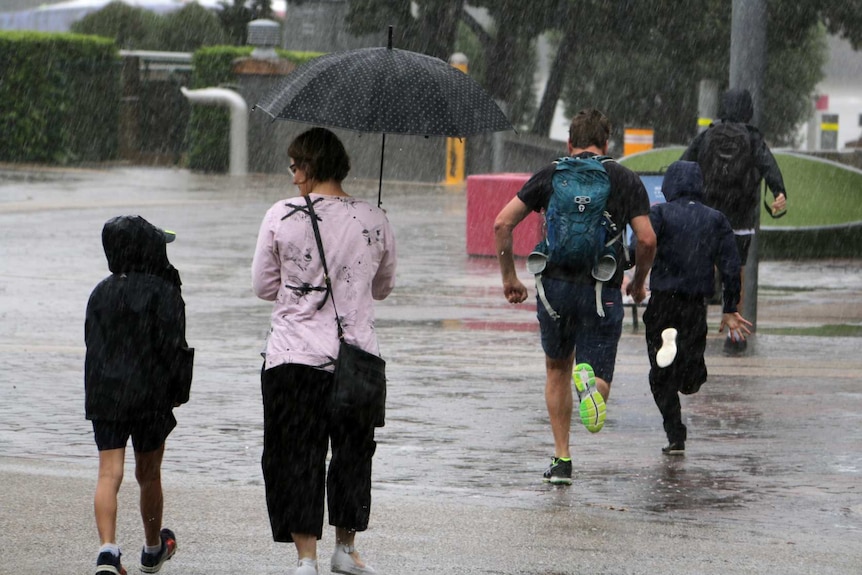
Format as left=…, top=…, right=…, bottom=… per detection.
left=188, top=47, right=319, bottom=173
left=0, top=31, right=119, bottom=163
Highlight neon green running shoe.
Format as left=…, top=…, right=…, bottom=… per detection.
left=573, top=363, right=606, bottom=433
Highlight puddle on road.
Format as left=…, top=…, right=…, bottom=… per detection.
left=2, top=171, right=860, bottom=541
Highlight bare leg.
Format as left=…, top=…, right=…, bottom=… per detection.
left=135, top=444, right=165, bottom=547
left=293, top=532, right=318, bottom=562
left=596, top=377, right=611, bottom=402
left=545, top=353, right=574, bottom=459
left=336, top=527, right=370, bottom=568
left=95, top=448, right=125, bottom=544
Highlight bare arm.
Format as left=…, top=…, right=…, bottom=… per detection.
left=626, top=214, right=656, bottom=304
left=494, top=196, right=532, bottom=304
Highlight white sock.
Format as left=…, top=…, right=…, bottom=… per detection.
left=99, top=543, right=120, bottom=556
left=144, top=542, right=161, bottom=555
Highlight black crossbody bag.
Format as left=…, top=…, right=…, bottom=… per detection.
left=305, top=195, right=386, bottom=428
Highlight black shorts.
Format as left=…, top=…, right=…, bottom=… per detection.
left=92, top=413, right=176, bottom=452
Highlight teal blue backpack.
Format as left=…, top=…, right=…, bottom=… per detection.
left=542, top=156, right=614, bottom=271
left=529, top=155, right=623, bottom=318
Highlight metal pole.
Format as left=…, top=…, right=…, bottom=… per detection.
left=730, top=0, right=766, bottom=330
left=492, top=101, right=507, bottom=173
left=697, top=79, right=719, bottom=133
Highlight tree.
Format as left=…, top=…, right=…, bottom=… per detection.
left=158, top=3, right=227, bottom=52
left=345, top=0, right=541, bottom=129
left=560, top=0, right=831, bottom=147
left=341, top=0, right=856, bottom=144
left=217, top=0, right=255, bottom=45
left=344, top=0, right=464, bottom=60
left=71, top=1, right=161, bottom=50
left=251, top=0, right=275, bottom=20
left=72, top=0, right=227, bottom=51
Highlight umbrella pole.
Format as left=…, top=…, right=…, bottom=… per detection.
left=377, top=133, right=386, bottom=208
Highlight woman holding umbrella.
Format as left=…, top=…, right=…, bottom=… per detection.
left=252, top=127, right=397, bottom=575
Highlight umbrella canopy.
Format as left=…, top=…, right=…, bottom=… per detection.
left=255, top=28, right=513, bottom=207
left=255, top=47, right=512, bottom=138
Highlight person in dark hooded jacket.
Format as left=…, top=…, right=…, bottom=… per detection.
left=681, top=88, right=786, bottom=274
left=85, top=215, right=192, bottom=575
left=681, top=88, right=787, bottom=241
left=643, top=161, right=751, bottom=456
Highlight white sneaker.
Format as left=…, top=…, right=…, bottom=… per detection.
left=656, top=328, right=678, bottom=368
left=331, top=544, right=378, bottom=575
left=295, top=558, right=318, bottom=575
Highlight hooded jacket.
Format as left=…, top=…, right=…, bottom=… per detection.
left=85, top=215, right=191, bottom=421
left=648, top=161, right=741, bottom=314
left=680, top=88, right=786, bottom=230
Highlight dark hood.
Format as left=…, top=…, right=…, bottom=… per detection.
left=661, top=161, right=704, bottom=203
left=102, top=215, right=181, bottom=287
left=718, top=88, right=753, bottom=123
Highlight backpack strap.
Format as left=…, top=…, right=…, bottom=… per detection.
left=594, top=281, right=605, bottom=318
left=526, top=251, right=560, bottom=320
left=536, top=273, right=560, bottom=320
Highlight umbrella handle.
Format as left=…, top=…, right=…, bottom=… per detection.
left=378, top=133, right=385, bottom=208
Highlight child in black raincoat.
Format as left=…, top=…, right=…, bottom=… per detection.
left=643, top=161, right=751, bottom=456
left=85, top=215, right=193, bottom=575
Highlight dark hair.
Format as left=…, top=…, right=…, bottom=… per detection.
left=568, top=108, right=611, bottom=149
left=287, top=127, right=351, bottom=182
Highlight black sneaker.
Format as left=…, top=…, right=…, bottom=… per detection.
left=542, top=457, right=572, bottom=485
left=662, top=442, right=685, bottom=456
left=140, top=528, right=177, bottom=573
left=95, top=550, right=126, bottom=575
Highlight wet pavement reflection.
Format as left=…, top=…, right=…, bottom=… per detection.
left=1, top=166, right=860, bottom=542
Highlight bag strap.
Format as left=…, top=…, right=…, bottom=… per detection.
left=304, top=195, right=344, bottom=341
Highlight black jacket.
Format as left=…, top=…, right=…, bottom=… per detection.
left=648, top=161, right=741, bottom=313
left=85, top=216, right=192, bottom=421
left=680, top=88, right=786, bottom=230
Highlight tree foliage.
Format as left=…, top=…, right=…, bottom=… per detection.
left=158, top=4, right=227, bottom=52
left=217, top=0, right=255, bottom=46
left=71, top=1, right=161, bottom=49
left=344, top=0, right=464, bottom=60
left=335, top=0, right=857, bottom=144
left=561, top=0, right=831, bottom=146
left=71, top=0, right=227, bottom=51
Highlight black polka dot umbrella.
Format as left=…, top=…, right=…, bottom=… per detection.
left=255, top=27, right=514, bottom=206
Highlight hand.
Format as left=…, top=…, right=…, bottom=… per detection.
left=719, top=312, right=753, bottom=340
left=771, top=193, right=786, bottom=216
left=626, top=281, right=648, bottom=304
left=503, top=279, right=528, bottom=304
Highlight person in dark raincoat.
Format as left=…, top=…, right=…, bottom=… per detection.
left=680, top=88, right=787, bottom=318
left=643, top=161, right=751, bottom=455
left=85, top=215, right=193, bottom=575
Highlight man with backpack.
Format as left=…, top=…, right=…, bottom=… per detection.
left=680, top=88, right=787, bottom=323
left=494, top=108, right=656, bottom=485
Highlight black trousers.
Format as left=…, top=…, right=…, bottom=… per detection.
left=261, top=363, right=376, bottom=542
left=643, top=292, right=709, bottom=444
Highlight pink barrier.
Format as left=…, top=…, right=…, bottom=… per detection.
left=465, top=173, right=544, bottom=257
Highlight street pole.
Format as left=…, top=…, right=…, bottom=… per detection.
left=730, top=0, right=766, bottom=330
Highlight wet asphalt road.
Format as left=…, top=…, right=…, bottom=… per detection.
left=0, top=165, right=860, bottom=574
